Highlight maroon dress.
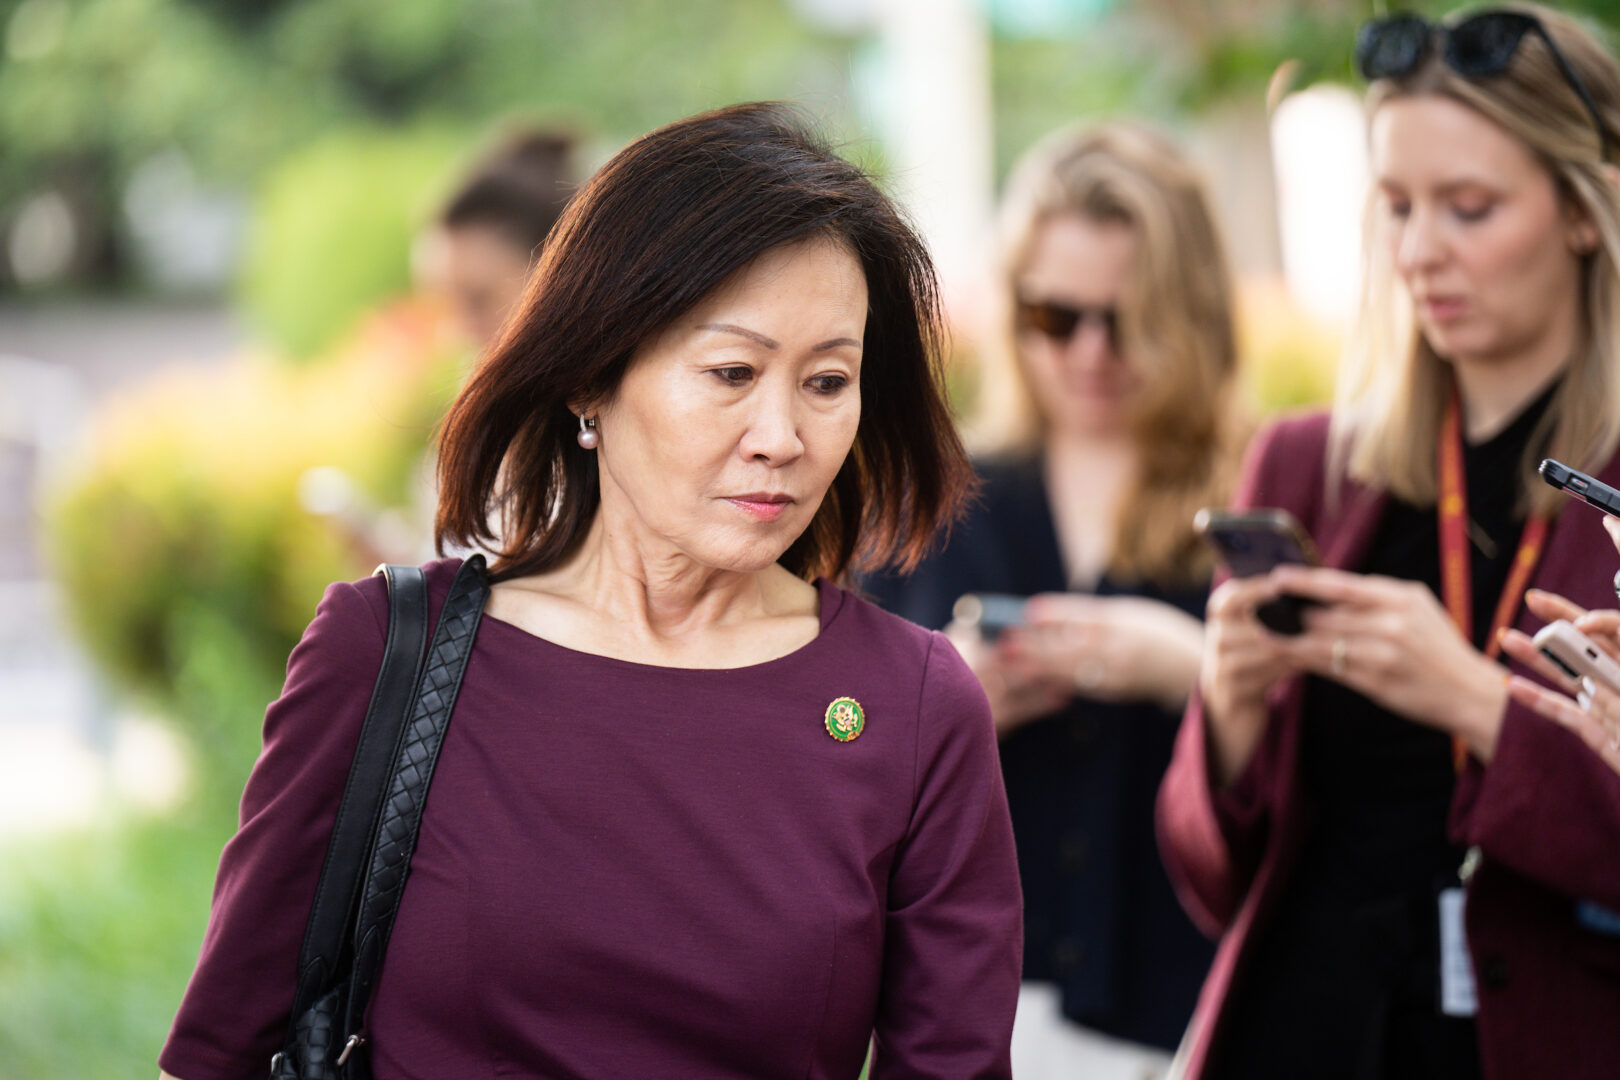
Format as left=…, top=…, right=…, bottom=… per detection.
left=160, top=559, right=1021, bottom=1080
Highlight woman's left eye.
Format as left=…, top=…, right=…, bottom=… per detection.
left=808, top=374, right=849, bottom=395
left=1452, top=202, right=1493, bottom=223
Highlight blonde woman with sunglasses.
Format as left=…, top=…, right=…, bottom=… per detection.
left=867, top=123, right=1245, bottom=1080
left=1158, top=6, right=1620, bottom=1078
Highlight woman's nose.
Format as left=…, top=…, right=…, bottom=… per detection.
left=1063, top=316, right=1117, bottom=369
left=739, top=390, right=805, bottom=465
left=1396, top=206, right=1446, bottom=274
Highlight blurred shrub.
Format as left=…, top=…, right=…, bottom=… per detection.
left=238, top=128, right=462, bottom=358
left=1237, top=277, right=1341, bottom=416
left=44, top=299, right=464, bottom=808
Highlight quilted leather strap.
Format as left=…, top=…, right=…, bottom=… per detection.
left=285, top=564, right=428, bottom=1035
left=342, top=554, right=490, bottom=1046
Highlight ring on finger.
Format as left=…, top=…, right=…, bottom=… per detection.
left=1331, top=637, right=1348, bottom=677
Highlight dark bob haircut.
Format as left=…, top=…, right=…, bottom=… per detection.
left=436, top=101, right=972, bottom=584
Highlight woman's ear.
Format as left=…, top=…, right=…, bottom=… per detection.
left=1569, top=165, right=1620, bottom=254
left=1568, top=205, right=1603, bottom=255
left=566, top=394, right=603, bottom=419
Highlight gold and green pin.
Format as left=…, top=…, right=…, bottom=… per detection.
left=824, top=696, right=865, bottom=742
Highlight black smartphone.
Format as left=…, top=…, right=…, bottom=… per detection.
left=951, top=593, right=1028, bottom=643
left=1540, top=458, right=1620, bottom=517
left=1193, top=507, right=1324, bottom=635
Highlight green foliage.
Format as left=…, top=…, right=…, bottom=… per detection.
left=990, top=27, right=1175, bottom=180
left=238, top=128, right=461, bottom=358
left=0, top=0, right=852, bottom=300
left=0, top=813, right=231, bottom=1077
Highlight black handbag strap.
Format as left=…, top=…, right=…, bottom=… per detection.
left=342, top=553, right=490, bottom=1043
left=288, top=563, right=429, bottom=1025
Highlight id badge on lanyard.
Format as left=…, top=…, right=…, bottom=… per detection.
left=1435, top=388, right=1548, bottom=1017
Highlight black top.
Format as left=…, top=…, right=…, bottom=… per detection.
left=1211, top=384, right=1557, bottom=1080
left=864, top=456, right=1214, bottom=1050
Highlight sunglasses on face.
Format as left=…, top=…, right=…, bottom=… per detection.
left=1015, top=297, right=1119, bottom=348
left=1354, top=10, right=1611, bottom=162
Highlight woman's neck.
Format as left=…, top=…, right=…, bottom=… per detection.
left=545, top=514, right=782, bottom=640
left=1043, top=431, right=1138, bottom=587
left=1452, top=344, right=1571, bottom=443
left=1044, top=427, right=1138, bottom=467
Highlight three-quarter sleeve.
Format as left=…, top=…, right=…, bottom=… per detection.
left=1155, top=418, right=1298, bottom=937
left=1156, top=685, right=1283, bottom=938
left=871, top=632, right=1021, bottom=1080
left=160, top=579, right=385, bottom=1080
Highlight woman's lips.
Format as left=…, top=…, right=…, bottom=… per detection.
left=727, top=496, right=792, bottom=521
left=1419, top=296, right=1467, bottom=323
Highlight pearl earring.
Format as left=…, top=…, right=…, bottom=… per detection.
left=576, top=414, right=599, bottom=449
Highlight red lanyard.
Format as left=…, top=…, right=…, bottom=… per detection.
left=1437, top=386, right=1548, bottom=769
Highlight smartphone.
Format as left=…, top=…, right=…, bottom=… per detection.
left=1531, top=619, right=1620, bottom=694
left=1540, top=458, right=1620, bottom=517
left=952, top=593, right=1028, bottom=643
left=1193, top=508, right=1324, bottom=635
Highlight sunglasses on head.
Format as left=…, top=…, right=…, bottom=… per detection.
left=1015, top=297, right=1119, bottom=347
left=1354, top=10, right=1611, bottom=162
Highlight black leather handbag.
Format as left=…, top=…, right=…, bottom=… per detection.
left=271, top=555, right=489, bottom=1080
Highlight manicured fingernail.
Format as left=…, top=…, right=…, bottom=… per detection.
left=1580, top=692, right=1594, bottom=711
left=1583, top=677, right=1598, bottom=695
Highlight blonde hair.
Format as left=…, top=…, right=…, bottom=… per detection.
left=1338, top=2, right=1620, bottom=515
left=972, top=123, right=1246, bottom=585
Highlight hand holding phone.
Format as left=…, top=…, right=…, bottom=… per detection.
left=1540, top=458, right=1620, bottom=517
left=1194, top=508, right=1324, bottom=635
left=1531, top=619, right=1620, bottom=694
left=951, top=593, right=1028, bottom=644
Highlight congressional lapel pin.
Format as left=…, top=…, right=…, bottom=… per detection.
left=824, top=696, right=865, bottom=742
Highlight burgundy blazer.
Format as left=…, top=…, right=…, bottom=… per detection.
left=1157, top=412, right=1620, bottom=1080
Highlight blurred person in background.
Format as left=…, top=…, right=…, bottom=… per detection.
left=1158, top=6, right=1620, bottom=1078
left=866, top=123, right=1244, bottom=1080
left=415, top=128, right=581, bottom=349
left=159, top=102, right=1021, bottom=1080
left=309, top=129, right=582, bottom=566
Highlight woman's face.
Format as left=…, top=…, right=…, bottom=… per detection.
left=418, top=223, right=535, bottom=347
left=1371, top=94, right=1592, bottom=370
left=592, top=237, right=866, bottom=574
left=1015, top=212, right=1142, bottom=440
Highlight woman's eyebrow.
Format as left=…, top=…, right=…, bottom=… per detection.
left=698, top=323, right=861, bottom=352
left=698, top=322, right=778, bottom=348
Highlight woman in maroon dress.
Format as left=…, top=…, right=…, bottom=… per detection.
left=160, top=103, right=1021, bottom=1080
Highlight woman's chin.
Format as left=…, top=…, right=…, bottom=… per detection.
left=1051, top=402, right=1134, bottom=440
left=689, top=531, right=802, bottom=575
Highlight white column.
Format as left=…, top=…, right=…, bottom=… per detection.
left=870, top=0, right=996, bottom=330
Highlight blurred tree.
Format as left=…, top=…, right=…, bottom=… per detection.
left=238, top=127, right=463, bottom=357
left=0, top=0, right=852, bottom=304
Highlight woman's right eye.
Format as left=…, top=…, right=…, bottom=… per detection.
left=1387, top=200, right=1412, bottom=220
left=710, top=366, right=753, bottom=386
